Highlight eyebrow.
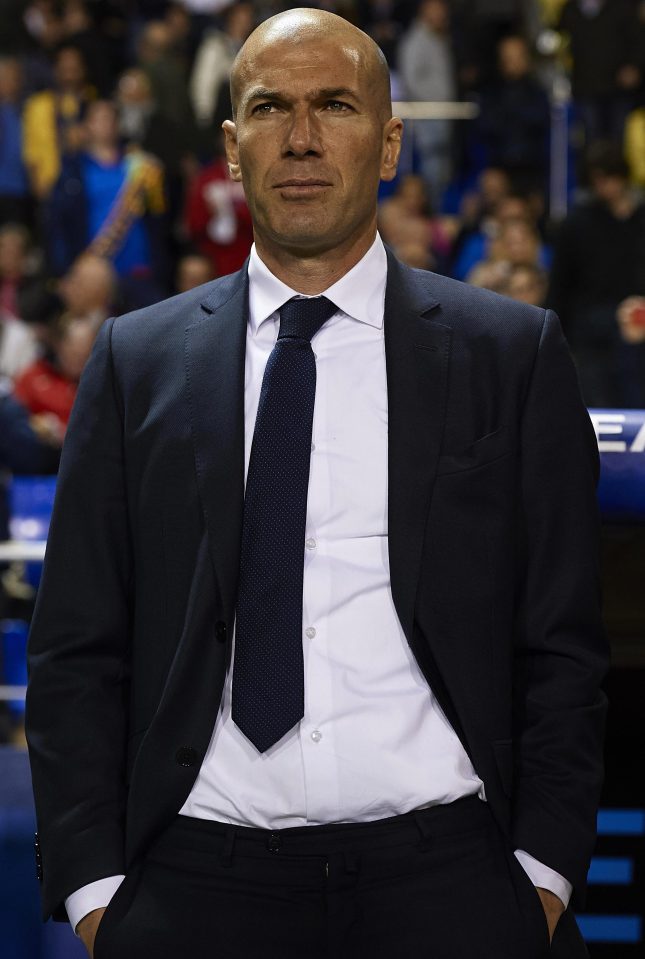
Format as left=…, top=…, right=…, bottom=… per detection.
left=245, top=86, right=362, bottom=106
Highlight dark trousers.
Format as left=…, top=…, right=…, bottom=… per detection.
left=93, top=796, right=588, bottom=959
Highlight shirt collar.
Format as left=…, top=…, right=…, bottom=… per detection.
left=248, top=233, right=387, bottom=335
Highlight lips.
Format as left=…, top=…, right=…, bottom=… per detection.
left=273, top=178, right=332, bottom=196
left=274, top=179, right=331, bottom=187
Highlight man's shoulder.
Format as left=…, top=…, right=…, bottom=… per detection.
left=111, top=268, right=244, bottom=341
left=394, top=261, right=547, bottom=339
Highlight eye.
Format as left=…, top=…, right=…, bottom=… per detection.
left=252, top=102, right=277, bottom=115
left=324, top=100, right=352, bottom=112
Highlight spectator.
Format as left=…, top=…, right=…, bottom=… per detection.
left=477, top=34, right=550, bottom=192
left=0, top=225, right=39, bottom=379
left=449, top=165, right=511, bottom=274
left=137, top=20, right=195, bottom=133
left=398, top=0, right=457, bottom=205
left=558, top=0, right=642, bottom=145
left=22, top=43, right=93, bottom=199
left=504, top=261, right=548, bottom=306
left=392, top=239, right=435, bottom=270
left=453, top=190, right=549, bottom=280
left=0, top=381, right=61, bottom=543
left=60, top=0, right=114, bottom=97
left=183, top=142, right=253, bottom=276
left=58, top=254, right=116, bottom=327
left=0, top=58, right=32, bottom=227
left=116, top=65, right=197, bottom=225
left=176, top=252, right=215, bottom=292
left=465, top=209, right=548, bottom=292
left=378, top=173, right=455, bottom=272
left=13, top=314, right=97, bottom=438
left=449, top=0, right=533, bottom=91
left=356, top=0, right=414, bottom=66
left=46, top=99, right=167, bottom=292
left=0, top=223, right=38, bottom=321
left=547, top=142, right=645, bottom=407
left=190, top=2, right=254, bottom=134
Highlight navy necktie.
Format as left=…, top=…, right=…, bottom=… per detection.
left=232, top=295, right=337, bottom=752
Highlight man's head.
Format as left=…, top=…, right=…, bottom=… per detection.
left=223, top=8, right=402, bottom=261
left=0, top=58, right=23, bottom=102
left=53, top=44, right=87, bottom=93
left=137, top=21, right=172, bottom=65
left=0, top=223, right=30, bottom=280
left=59, top=255, right=116, bottom=317
left=52, top=317, right=97, bottom=382
left=498, top=36, right=531, bottom=82
left=418, top=0, right=449, bottom=34
left=176, top=254, right=215, bottom=293
left=84, top=100, right=120, bottom=149
left=586, top=142, right=630, bottom=205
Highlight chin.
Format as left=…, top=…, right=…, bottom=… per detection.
left=265, top=218, right=337, bottom=252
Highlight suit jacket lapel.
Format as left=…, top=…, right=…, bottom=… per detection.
left=385, top=252, right=451, bottom=639
left=185, top=268, right=248, bottom=622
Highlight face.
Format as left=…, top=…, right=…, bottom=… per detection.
left=177, top=256, right=214, bottom=292
left=60, top=257, right=113, bottom=313
left=498, top=38, right=530, bottom=80
left=224, top=35, right=401, bottom=258
left=479, top=168, right=510, bottom=210
left=54, top=48, right=86, bottom=90
left=85, top=102, right=119, bottom=145
left=500, top=220, right=538, bottom=265
left=398, top=175, right=427, bottom=213
left=421, top=0, right=448, bottom=32
left=0, top=230, right=27, bottom=277
left=56, top=321, right=97, bottom=381
left=0, top=60, right=22, bottom=100
left=591, top=172, right=626, bottom=204
left=117, top=70, right=152, bottom=106
left=507, top=267, right=545, bottom=306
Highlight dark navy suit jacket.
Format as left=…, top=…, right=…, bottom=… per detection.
left=26, top=253, right=608, bottom=921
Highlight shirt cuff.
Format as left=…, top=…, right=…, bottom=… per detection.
left=514, top=849, right=572, bottom=909
left=65, top=875, right=126, bottom=935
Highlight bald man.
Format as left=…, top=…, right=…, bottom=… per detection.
left=26, top=10, right=606, bottom=959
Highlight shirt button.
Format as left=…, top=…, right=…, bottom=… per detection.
left=305, top=538, right=316, bottom=550
left=311, top=442, right=315, bottom=452
left=311, top=729, right=322, bottom=743
left=305, top=627, right=316, bottom=639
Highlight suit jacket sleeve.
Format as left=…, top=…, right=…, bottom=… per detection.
left=512, top=309, right=608, bottom=906
left=26, top=317, right=132, bottom=921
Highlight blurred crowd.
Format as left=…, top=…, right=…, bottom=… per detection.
left=0, top=0, right=645, bottom=521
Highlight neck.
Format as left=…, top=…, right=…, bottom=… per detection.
left=254, top=222, right=378, bottom=295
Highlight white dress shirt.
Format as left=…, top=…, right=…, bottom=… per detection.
left=66, top=234, right=571, bottom=931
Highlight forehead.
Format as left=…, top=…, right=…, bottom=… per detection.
left=239, top=36, right=367, bottom=100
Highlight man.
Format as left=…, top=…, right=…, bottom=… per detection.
left=547, top=142, right=645, bottom=407
left=26, top=9, right=607, bottom=959
left=397, top=0, right=456, bottom=206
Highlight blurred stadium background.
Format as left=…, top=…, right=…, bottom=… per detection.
left=1, top=1, right=644, bottom=955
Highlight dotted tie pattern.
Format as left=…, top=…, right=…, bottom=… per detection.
left=232, top=296, right=337, bottom=752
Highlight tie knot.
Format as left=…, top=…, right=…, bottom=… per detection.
left=278, top=296, right=336, bottom=343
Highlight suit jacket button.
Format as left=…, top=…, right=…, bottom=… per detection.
left=175, top=746, right=197, bottom=767
left=215, top=621, right=227, bottom=643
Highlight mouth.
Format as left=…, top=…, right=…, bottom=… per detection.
left=273, top=179, right=332, bottom=197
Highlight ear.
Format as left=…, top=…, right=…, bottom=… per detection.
left=222, top=119, right=242, bottom=181
left=380, top=117, right=403, bottom=183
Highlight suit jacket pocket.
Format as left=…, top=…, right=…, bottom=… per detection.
left=437, top=426, right=511, bottom=475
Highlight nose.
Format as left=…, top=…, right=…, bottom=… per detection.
left=283, top=107, right=322, bottom=158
